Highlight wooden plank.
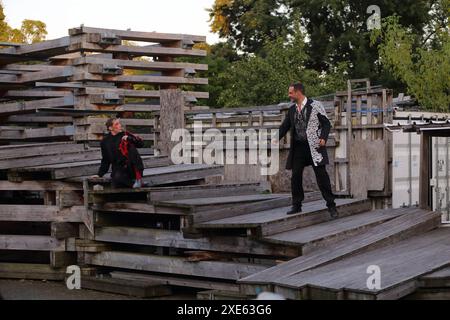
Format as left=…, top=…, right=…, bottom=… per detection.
left=1, top=149, right=100, bottom=170
left=74, top=56, right=208, bottom=71
left=197, top=290, right=248, bottom=300
left=72, top=73, right=208, bottom=85
left=76, top=87, right=209, bottom=99
left=198, top=198, right=368, bottom=230
left=277, top=227, right=450, bottom=300
left=0, top=125, right=75, bottom=140
left=85, top=251, right=267, bottom=280
left=80, top=276, right=172, bottom=298
left=148, top=182, right=267, bottom=201
left=0, top=142, right=85, bottom=160
left=69, top=26, right=206, bottom=43
left=263, top=208, right=408, bottom=249
left=6, top=115, right=73, bottom=124
left=5, top=90, right=71, bottom=98
left=72, top=41, right=206, bottom=58
left=94, top=227, right=300, bottom=257
left=0, top=96, right=74, bottom=116
left=69, top=164, right=224, bottom=184
left=110, top=271, right=240, bottom=292
left=0, top=263, right=66, bottom=281
left=0, top=205, right=86, bottom=222
left=0, top=181, right=82, bottom=191
left=0, top=235, right=66, bottom=251
left=25, top=155, right=166, bottom=179
left=193, top=193, right=320, bottom=224
left=94, top=203, right=157, bottom=214
left=238, top=209, right=440, bottom=296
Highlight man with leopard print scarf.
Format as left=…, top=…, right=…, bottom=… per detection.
left=277, top=82, right=337, bottom=218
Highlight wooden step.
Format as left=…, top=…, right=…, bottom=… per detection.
left=17, top=155, right=166, bottom=179
left=80, top=275, right=172, bottom=298
left=197, top=289, right=248, bottom=300
left=110, top=271, right=240, bottom=292
left=0, top=142, right=85, bottom=160
left=275, top=226, right=450, bottom=300
left=0, top=262, right=96, bottom=281
left=2, top=149, right=101, bottom=170
left=94, top=227, right=300, bottom=257
left=68, top=164, right=224, bottom=186
left=153, top=194, right=290, bottom=215
left=84, top=251, right=267, bottom=281
left=263, top=208, right=408, bottom=254
left=419, top=265, right=450, bottom=288
left=197, top=198, right=371, bottom=237
left=238, top=209, right=441, bottom=298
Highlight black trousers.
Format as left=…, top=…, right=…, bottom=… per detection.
left=291, top=141, right=336, bottom=208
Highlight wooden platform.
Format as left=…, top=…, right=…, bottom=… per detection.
left=197, top=198, right=371, bottom=237
left=238, top=209, right=442, bottom=299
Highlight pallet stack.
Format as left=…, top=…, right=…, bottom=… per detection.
left=0, top=26, right=209, bottom=146
left=0, top=26, right=213, bottom=284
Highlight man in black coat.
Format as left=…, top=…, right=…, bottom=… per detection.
left=277, top=82, right=337, bottom=218
left=93, top=117, right=146, bottom=188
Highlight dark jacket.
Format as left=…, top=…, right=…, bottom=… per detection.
left=279, top=98, right=332, bottom=169
left=98, top=131, right=144, bottom=187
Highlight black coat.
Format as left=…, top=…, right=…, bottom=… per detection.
left=98, top=131, right=144, bottom=187
left=279, top=98, right=332, bottom=169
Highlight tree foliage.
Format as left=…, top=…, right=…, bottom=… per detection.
left=371, top=12, right=450, bottom=111
left=0, top=4, right=47, bottom=44
left=216, top=22, right=348, bottom=107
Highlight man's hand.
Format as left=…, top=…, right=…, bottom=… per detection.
left=271, top=138, right=279, bottom=145
left=319, top=139, right=326, bottom=147
left=122, top=135, right=128, bottom=141
left=90, top=175, right=100, bottom=179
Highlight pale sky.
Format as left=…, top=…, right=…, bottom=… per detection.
left=2, top=0, right=220, bottom=44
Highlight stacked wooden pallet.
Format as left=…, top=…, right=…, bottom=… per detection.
left=0, top=26, right=209, bottom=146
left=0, top=138, right=227, bottom=286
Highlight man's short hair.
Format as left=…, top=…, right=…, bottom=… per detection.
left=290, top=82, right=305, bottom=94
left=105, top=117, right=118, bottom=130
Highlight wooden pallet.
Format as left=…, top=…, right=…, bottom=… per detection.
left=238, top=209, right=441, bottom=298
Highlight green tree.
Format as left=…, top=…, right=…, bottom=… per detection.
left=371, top=14, right=450, bottom=111
left=208, top=0, right=439, bottom=86
left=0, top=4, right=47, bottom=43
left=217, top=22, right=348, bottom=107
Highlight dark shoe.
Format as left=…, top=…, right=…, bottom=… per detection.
left=328, top=206, right=338, bottom=219
left=287, top=204, right=302, bottom=215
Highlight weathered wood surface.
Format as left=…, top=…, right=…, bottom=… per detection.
left=272, top=226, right=450, bottom=300
left=12, top=155, right=165, bottom=179
left=85, top=251, right=267, bottom=280
left=0, top=235, right=66, bottom=251
left=80, top=276, right=172, bottom=298
left=69, top=163, right=224, bottom=185
left=110, top=271, right=240, bottom=292
left=197, top=199, right=370, bottom=236
left=0, top=263, right=67, bottom=280
left=0, top=205, right=86, bottom=222
left=94, top=227, right=300, bottom=257
left=238, top=209, right=440, bottom=297
left=263, top=208, right=407, bottom=249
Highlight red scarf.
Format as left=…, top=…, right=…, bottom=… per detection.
left=118, top=131, right=142, bottom=180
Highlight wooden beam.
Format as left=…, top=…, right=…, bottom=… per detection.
left=0, top=235, right=66, bottom=251
left=0, top=205, right=85, bottom=222
left=0, top=96, right=74, bottom=116
left=85, top=251, right=267, bottom=280
left=69, top=26, right=206, bottom=43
